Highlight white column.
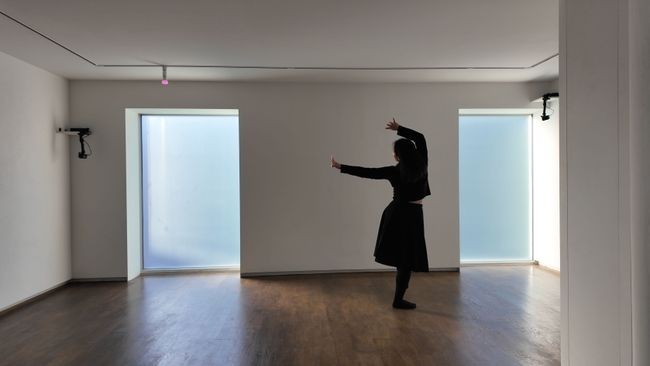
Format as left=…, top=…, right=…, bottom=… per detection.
left=560, top=0, right=641, bottom=364
left=629, top=0, right=650, bottom=364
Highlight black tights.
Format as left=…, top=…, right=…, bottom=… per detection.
left=394, top=267, right=412, bottom=303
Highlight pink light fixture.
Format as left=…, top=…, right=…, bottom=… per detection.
left=161, top=65, right=169, bottom=85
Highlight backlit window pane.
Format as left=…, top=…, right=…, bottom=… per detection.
left=459, top=115, right=532, bottom=261
left=142, top=114, right=240, bottom=269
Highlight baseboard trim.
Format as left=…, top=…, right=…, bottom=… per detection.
left=537, top=263, right=561, bottom=274
left=69, top=277, right=127, bottom=283
left=0, top=279, right=70, bottom=317
left=461, top=260, right=537, bottom=267
left=241, top=267, right=460, bottom=278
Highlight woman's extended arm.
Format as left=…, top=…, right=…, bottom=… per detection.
left=386, top=119, right=428, bottom=164
left=331, top=156, right=394, bottom=180
left=340, top=165, right=395, bottom=180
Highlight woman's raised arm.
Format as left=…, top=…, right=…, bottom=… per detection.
left=387, top=118, right=428, bottom=164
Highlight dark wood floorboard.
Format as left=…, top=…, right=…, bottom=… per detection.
left=0, top=266, right=559, bottom=366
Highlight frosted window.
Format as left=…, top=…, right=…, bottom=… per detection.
left=142, top=115, right=240, bottom=268
left=459, top=115, right=532, bottom=261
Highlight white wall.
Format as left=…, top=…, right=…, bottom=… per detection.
left=533, top=100, right=560, bottom=271
left=0, top=51, right=70, bottom=311
left=629, top=0, right=650, bottom=364
left=69, top=80, right=552, bottom=278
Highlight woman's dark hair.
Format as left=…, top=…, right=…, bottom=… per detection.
left=394, top=138, right=427, bottom=182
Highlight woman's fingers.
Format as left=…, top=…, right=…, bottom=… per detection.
left=386, top=119, right=399, bottom=130
left=331, top=156, right=341, bottom=169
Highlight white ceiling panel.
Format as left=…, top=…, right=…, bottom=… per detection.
left=0, top=0, right=559, bottom=81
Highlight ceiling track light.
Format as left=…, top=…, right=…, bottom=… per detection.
left=161, top=65, right=169, bottom=85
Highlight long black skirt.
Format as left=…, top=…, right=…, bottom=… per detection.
left=374, top=200, right=429, bottom=272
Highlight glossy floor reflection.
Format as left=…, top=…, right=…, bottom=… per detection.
left=0, top=266, right=559, bottom=366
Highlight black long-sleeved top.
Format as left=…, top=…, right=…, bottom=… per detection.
left=340, top=126, right=431, bottom=201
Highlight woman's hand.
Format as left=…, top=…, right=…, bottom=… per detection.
left=331, top=156, right=341, bottom=170
left=386, top=118, right=400, bottom=131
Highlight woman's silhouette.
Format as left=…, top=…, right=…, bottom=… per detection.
left=332, top=118, right=430, bottom=309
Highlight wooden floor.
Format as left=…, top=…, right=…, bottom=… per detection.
left=0, top=266, right=559, bottom=366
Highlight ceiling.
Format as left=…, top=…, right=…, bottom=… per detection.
left=0, top=0, right=559, bottom=82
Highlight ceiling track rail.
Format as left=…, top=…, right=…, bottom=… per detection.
left=1, top=9, right=558, bottom=71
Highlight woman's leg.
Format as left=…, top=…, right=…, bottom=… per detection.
left=393, top=267, right=416, bottom=309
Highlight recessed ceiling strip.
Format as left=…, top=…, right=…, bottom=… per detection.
left=0, top=9, right=558, bottom=71
left=0, top=9, right=97, bottom=65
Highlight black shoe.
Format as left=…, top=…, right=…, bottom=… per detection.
left=392, top=299, right=417, bottom=309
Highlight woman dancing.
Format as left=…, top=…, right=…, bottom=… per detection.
left=331, top=118, right=430, bottom=309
